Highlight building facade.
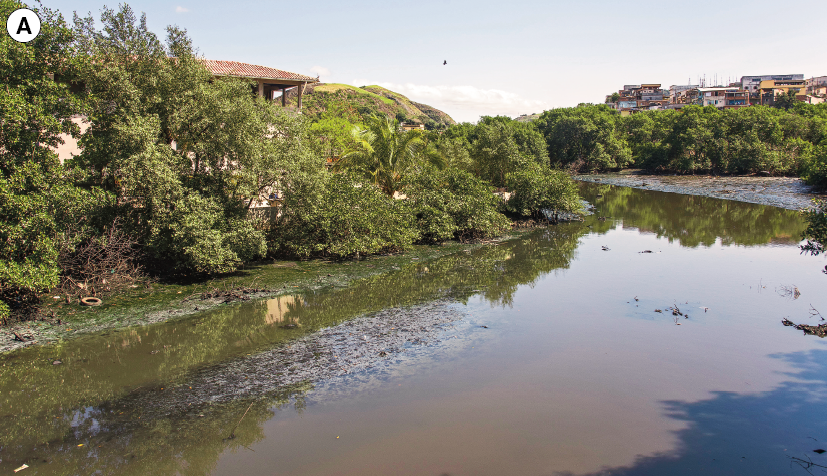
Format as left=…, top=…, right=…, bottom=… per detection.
left=740, top=74, right=804, bottom=93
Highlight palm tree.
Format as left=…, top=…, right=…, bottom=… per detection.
left=336, top=115, right=435, bottom=196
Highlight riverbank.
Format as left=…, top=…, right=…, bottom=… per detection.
left=0, top=236, right=520, bottom=355
left=5, top=173, right=820, bottom=355
left=576, top=172, right=826, bottom=211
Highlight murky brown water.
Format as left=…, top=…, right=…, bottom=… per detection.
left=2, top=183, right=826, bottom=476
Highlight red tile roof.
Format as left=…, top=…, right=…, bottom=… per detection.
left=201, top=59, right=317, bottom=82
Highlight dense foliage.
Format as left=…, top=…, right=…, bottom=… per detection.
left=535, top=105, right=632, bottom=172
left=403, top=167, right=511, bottom=243
left=0, top=0, right=107, bottom=318
left=529, top=103, right=827, bottom=184
left=269, top=172, right=418, bottom=259
left=505, top=165, right=583, bottom=219
left=335, top=115, right=435, bottom=196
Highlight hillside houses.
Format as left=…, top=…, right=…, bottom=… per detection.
left=606, top=73, right=824, bottom=114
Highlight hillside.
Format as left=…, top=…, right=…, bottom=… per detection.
left=514, top=113, right=541, bottom=123
left=283, top=83, right=456, bottom=128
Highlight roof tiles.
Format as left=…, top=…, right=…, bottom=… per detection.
left=202, top=59, right=317, bottom=82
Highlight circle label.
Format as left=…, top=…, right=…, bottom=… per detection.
left=6, top=8, right=41, bottom=43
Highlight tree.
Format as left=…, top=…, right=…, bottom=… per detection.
left=471, top=120, right=527, bottom=187
left=505, top=165, right=583, bottom=219
left=606, top=92, right=620, bottom=103
left=69, top=5, right=328, bottom=274
left=535, top=105, right=632, bottom=172
left=0, top=0, right=106, bottom=318
left=337, top=115, right=431, bottom=196
left=774, top=89, right=800, bottom=111
left=403, top=167, right=510, bottom=243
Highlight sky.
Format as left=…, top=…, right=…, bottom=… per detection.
left=42, top=0, right=827, bottom=123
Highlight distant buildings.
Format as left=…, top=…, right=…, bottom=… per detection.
left=757, top=78, right=807, bottom=106
left=609, top=84, right=669, bottom=114
left=400, top=122, right=425, bottom=131
left=806, top=76, right=827, bottom=100
left=606, top=72, right=825, bottom=113
left=740, top=74, right=804, bottom=93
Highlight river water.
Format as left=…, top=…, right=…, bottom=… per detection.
left=2, top=182, right=827, bottom=476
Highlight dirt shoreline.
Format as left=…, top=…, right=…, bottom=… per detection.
left=0, top=236, right=519, bottom=355
left=576, top=173, right=826, bottom=211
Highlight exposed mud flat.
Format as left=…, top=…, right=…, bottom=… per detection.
left=0, top=289, right=279, bottom=354
left=576, top=173, right=826, bottom=210
left=117, top=300, right=467, bottom=419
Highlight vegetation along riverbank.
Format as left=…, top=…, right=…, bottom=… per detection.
left=2, top=1, right=827, bottom=353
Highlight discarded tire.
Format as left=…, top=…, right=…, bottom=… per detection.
left=80, top=297, right=102, bottom=306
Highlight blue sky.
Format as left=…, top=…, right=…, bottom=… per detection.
left=43, top=0, right=827, bottom=122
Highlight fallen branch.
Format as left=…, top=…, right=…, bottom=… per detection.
left=227, top=401, right=255, bottom=440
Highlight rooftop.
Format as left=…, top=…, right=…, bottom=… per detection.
left=201, top=59, right=318, bottom=82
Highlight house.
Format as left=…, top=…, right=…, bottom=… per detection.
left=806, top=76, right=827, bottom=98
left=740, top=74, right=804, bottom=104
left=668, top=85, right=699, bottom=104
left=614, top=83, right=668, bottom=113
left=668, top=86, right=749, bottom=109
left=201, top=59, right=318, bottom=108
left=740, top=74, right=804, bottom=93
left=757, top=79, right=807, bottom=106
left=400, top=122, right=425, bottom=131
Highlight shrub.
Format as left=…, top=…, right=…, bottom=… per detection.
left=404, top=167, right=511, bottom=242
left=146, top=194, right=266, bottom=275
left=801, top=144, right=827, bottom=190
left=0, top=162, right=108, bottom=318
left=270, top=173, right=418, bottom=259
left=56, top=219, right=144, bottom=298
left=505, top=166, right=583, bottom=219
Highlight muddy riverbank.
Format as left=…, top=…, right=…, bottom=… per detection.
left=576, top=172, right=826, bottom=210
left=4, top=172, right=819, bottom=355
left=0, top=237, right=518, bottom=355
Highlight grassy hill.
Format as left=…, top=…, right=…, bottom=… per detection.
left=514, top=113, right=540, bottom=123
left=283, top=83, right=456, bottom=128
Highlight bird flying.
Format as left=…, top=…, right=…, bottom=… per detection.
left=443, top=60, right=447, bottom=65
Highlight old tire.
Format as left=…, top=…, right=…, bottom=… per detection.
left=80, top=297, right=102, bottom=306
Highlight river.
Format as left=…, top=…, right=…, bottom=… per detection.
left=2, top=182, right=826, bottom=475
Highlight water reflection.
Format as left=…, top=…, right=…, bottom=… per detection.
left=264, top=295, right=302, bottom=327
left=570, top=349, right=827, bottom=476
left=0, top=224, right=588, bottom=474
left=579, top=182, right=806, bottom=247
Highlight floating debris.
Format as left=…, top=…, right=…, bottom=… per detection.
left=782, top=318, right=827, bottom=338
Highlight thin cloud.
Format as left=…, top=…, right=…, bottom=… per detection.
left=354, top=80, right=548, bottom=122
left=175, top=6, right=189, bottom=13
left=309, top=66, right=331, bottom=79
